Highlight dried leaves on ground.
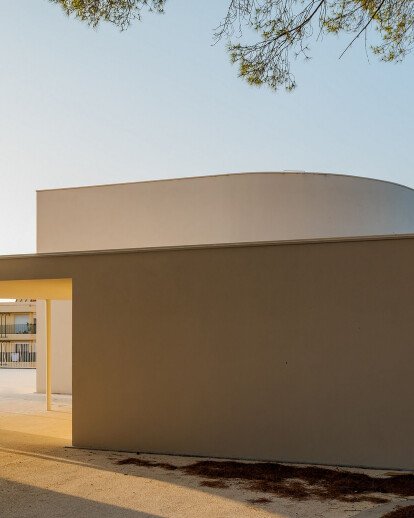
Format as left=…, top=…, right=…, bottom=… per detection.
left=116, top=457, right=414, bottom=504
left=382, top=505, right=414, bottom=518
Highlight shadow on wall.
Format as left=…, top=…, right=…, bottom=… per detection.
left=36, top=299, right=72, bottom=395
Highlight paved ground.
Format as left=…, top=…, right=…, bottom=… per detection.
left=0, top=369, right=410, bottom=518
left=353, top=500, right=414, bottom=517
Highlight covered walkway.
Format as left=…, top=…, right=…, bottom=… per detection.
left=0, top=237, right=413, bottom=469
left=0, top=369, right=71, bottom=445
left=0, top=237, right=413, bottom=516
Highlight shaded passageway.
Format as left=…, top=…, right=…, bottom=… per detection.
left=0, top=368, right=71, bottom=444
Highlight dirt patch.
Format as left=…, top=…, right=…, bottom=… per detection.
left=116, top=457, right=414, bottom=503
left=247, top=497, right=272, bottom=504
left=382, top=505, right=414, bottom=518
left=199, top=480, right=230, bottom=489
left=117, top=458, right=178, bottom=471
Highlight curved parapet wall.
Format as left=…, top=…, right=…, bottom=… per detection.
left=37, top=172, right=414, bottom=253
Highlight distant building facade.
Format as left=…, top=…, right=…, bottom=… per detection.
left=0, top=300, right=36, bottom=368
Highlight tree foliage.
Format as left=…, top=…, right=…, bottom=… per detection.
left=50, top=0, right=166, bottom=29
left=51, top=0, right=414, bottom=91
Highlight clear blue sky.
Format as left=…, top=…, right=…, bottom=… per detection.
left=0, top=0, right=413, bottom=254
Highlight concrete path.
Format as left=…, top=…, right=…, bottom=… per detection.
left=0, top=369, right=409, bottom=518
left=0, top=367, right=37, bottom=394
left=353, top=499, right=414, bottom=517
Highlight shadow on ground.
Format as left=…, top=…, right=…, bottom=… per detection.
left=0, top=479, right=163, bottom=518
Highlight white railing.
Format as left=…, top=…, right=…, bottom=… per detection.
left=0, top=342, right=36, bottom=368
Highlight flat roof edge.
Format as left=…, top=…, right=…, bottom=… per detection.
left=1, top=233, right=414, bottom=260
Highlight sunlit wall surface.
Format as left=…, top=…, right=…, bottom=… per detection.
left=37, top=172, right=414, bottom=254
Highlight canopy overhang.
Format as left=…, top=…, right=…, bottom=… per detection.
left=0, top=279, right=72, bottom=300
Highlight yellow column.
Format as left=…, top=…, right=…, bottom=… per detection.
left=46, top=299, right=51, bottom=411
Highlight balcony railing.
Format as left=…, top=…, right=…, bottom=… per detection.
left=0, top=342, right=36, bottom=368
left=0, top=323, right=36, bottom=335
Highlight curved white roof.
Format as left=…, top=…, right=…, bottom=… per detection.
left=37, top=172, right=414, bottom=253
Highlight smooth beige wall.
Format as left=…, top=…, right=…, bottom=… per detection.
left=37, top=173, right=414, bottom=253
left=1, top=235, right=414, bottom=469
left=36, top=300, right=72, bottom=394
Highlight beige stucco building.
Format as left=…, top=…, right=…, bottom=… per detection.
left=3, top=171, right=413, bottom=470
left=35, top=172, right=414, bottom=395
